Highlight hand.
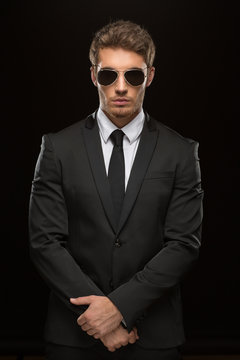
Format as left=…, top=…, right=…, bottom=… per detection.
left=70, top=295, right=123, bottom=338
left=100, top=325, right=139, bottom=352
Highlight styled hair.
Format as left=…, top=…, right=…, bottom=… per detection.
left=89, top=20, right=156, bottom=68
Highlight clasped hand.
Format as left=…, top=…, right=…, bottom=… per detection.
left=70, top=295, right=139, bottom=352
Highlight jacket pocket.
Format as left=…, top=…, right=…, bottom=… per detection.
left=144, top=171, right=174, bottom=180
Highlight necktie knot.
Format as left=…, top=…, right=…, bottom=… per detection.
left=110, top=129, right=124, bottom=148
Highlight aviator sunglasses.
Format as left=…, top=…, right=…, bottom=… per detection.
left=95, top=66, right=148, bottom=86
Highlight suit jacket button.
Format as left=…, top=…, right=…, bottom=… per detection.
left=115, top=239, right=122, bottom=247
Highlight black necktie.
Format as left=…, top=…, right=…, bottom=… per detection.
left=108, top=129, right=125, bottom=222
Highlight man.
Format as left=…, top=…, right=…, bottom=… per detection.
left=29, top=20, right=203, bottom=360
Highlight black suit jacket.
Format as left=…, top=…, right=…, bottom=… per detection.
left=29, top=111, right=203, bottom=349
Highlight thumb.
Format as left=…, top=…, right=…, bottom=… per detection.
left=70, top=296, right=92, bottom=305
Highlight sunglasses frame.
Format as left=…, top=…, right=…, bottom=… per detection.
left=94, top=65, right=148, bottom=87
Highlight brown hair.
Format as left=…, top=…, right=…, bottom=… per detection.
left=89, top=20, right=156, bottom=68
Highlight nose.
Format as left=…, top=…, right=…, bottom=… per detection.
left=115, top=72, right=128, bottom=93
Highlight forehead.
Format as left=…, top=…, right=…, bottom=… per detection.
left=98, top=47, right=146, bottom=69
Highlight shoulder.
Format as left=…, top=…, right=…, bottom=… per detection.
left=42, top=113, right=93, bottom=151
left=154, top=118, right=195, bottom=144
left=49, top=115, right=89, bottom=140
left=149, top=115, right=199, bottom=155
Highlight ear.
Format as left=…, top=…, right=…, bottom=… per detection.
left=146, top=66, right=155, bottom=87
left=90, top=66, right=98, bottom=87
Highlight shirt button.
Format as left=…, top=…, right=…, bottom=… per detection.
left=115, top=238, right=122, bottom=247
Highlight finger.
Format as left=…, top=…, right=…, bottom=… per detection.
left=77, top=315, right=87, bottom=326
left=81, top=323, right=92, bottom=331
left=128, top=332, right=137, bottom=344
left=133, top=327, right=139, bottom=339
left=70, top=296, right=92, bottom=305
left=129, top=330, right=135, bottom=338
left=128, top=337, right=136, bottom=344
left=108, top=347, right=116, bottom=352
left=88, top=330, right=98, bottom=337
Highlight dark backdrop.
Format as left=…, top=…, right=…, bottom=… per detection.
left=2, top=0, right=239, bottom=355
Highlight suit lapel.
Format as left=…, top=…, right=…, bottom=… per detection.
left=82, top=113, right=117, bottom=232
left=117, top=114, right=159, bottom=233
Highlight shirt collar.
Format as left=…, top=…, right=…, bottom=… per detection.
left=97, top=107, right=145, bottom=145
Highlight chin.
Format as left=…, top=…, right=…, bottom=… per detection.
left=111, top=107, right=134, bottom=119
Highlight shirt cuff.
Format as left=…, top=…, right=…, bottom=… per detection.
left=121, top=318, right=127, bottom=329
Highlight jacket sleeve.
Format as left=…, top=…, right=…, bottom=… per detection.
left=28, top=135, right=105, bottom=315
left=108, top=141, right=204, bottom=331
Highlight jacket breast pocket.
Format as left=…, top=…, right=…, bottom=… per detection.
left=144, top=171, right=175, bottom=180
left=139, top=171, right=175, bottom=217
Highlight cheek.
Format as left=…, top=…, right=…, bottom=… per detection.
left=98, top=88, right=107, bottom=104
left=98, top=87, right=112, bottom=102
left=134, top=87, right=145, bottom=102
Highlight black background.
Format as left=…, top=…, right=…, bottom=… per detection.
left=2, top=0, right=239, bottom=355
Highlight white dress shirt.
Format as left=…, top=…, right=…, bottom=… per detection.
left=97, top=107, right=145, bottom=189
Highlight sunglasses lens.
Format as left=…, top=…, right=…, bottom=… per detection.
left=97, top=70, right=117, bottom=86
left=125, top=70, right=145, bottom=86
left=97, top=69, right=146, bottom=86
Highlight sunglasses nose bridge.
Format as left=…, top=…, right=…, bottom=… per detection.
left=115, top=71, right=128, bottom=89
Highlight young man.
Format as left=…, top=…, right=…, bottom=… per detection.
left=29, top=20, right=203, bottom=360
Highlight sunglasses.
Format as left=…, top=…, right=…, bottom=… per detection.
left=95, top=67, right=148, bottom=86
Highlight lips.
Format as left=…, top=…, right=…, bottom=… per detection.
left=112, top=98, right=130, bottom=106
